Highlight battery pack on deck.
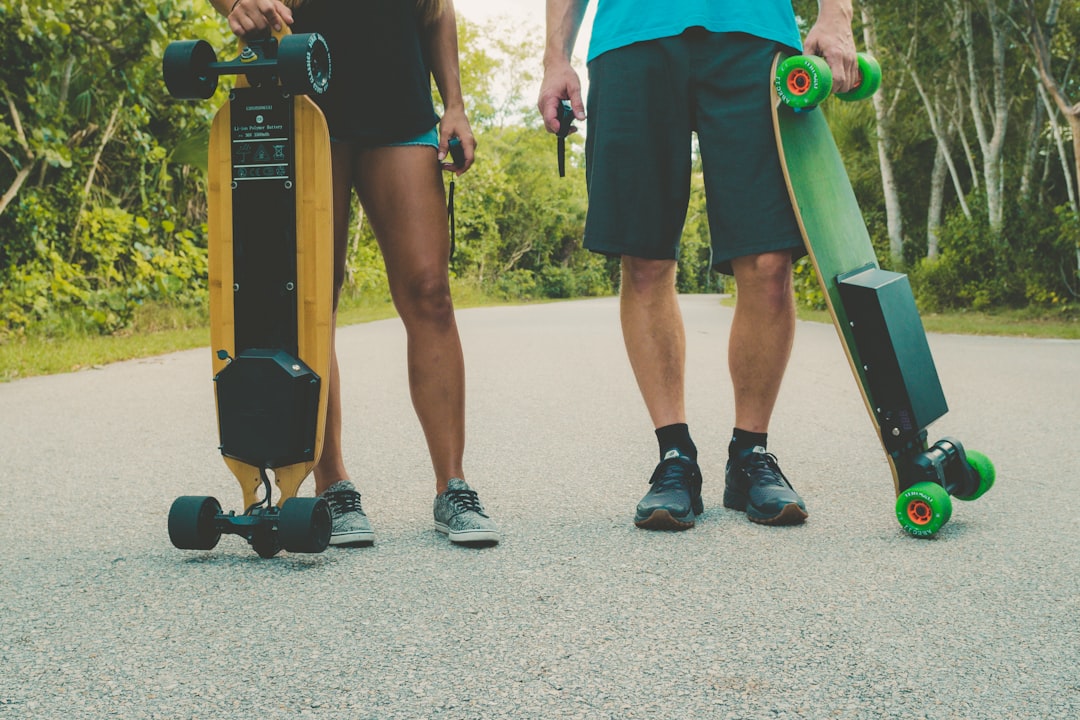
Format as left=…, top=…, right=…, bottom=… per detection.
left=837, top=267, right=947, bottom=449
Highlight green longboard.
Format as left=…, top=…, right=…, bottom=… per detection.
left=771, top=53, right=994, bottom=537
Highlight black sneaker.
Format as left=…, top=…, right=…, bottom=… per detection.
left=724, top=447, right=808, bottom=525
left=634, top=450, right=704, bottom=531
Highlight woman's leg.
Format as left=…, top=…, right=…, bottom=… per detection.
left=312, top=140, right=355, bottom=495
left=353, top=145, right=465, bottom=495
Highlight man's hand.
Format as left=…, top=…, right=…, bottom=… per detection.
left=803, top=2, right=858, bottom=94
left=538, top=60, right=585, bottom=135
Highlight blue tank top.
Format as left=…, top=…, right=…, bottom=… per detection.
left=587, top=0, right=802, bottom=62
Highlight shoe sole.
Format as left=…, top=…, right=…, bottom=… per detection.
left=749, top=502, right=808, bottom=525
left=435, top=522, right=500, bottom=545
left=329, top=532, right=375, bottom=547
left=634, top=508, right=696, bottom=531
left=724, top=493, right=808, bottom=526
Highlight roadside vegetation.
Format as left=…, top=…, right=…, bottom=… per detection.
left=1, top=1, right=1077, bottom=382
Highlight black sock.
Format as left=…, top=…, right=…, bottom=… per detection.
left=656, top=423, right=697, bottom=461
left=729, top=428, right=768, bottom=459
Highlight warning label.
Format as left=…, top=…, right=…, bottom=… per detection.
left=230, top=91, right=293, bottom=183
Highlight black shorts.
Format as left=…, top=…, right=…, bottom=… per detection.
left=584, top=30, right=805, bottom=275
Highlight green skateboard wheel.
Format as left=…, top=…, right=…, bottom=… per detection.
left=896, top=482, right=953, bottom=537
left=954, top=450, right=996, bottom=502
left=775, top=52, right=881, bottom=109
left=776, top=55, right=833, bottom=109
left=836, top=53, right=882, bottom=102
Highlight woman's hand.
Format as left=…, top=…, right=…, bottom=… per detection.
left=225, top=0, right=294, bottom=39
left=439, top=107, right=475, bottom=175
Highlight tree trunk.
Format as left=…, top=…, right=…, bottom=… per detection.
left=861, top=4, right=904, bottom=267
left=959, top=0, right=1010, bottom=233
left=928, top=144, right=949, bottom=259
left=1021, top=0, right=1080, bottom=282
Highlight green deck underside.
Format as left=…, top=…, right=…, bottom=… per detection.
left=776, top=102, right=877, bottom=393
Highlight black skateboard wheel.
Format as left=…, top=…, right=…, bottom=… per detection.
left=168, top=495, right=222, bottom=550
left=250, top=519, right=282, bottom=559
left=277, top=33, right=331, bottom=96
left=163, top=40, right=219, bottom=100
left=279, top=497, right=332, bottom=553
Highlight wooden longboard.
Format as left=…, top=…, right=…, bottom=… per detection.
left=206, top=45, right=333, bottom=511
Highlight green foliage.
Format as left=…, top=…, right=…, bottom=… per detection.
left=443, top=124, right=609, bottom=300
left=2, top=3, right=1078, bottom=345
left=910, top=200, right=1077, bottom=313
left=792, top=257, right=826, bottom=311
left=0, top=0, right=225, bottom=338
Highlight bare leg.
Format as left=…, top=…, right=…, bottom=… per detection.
left=728, top=251, right=796, bottom=433
left=312, top=141, right=355, bottom=495
left=354, top=145, right=465, bottom=495
left=619, top=257, right=686, bottom=429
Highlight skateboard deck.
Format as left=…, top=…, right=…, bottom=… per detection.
left=771, top=53, right=994, bottom=537
left=164, top=30, right=335, bottom=556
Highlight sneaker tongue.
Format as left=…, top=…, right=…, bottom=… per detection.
left=446, top=477, right=469, bottom=492
left=663, top=448, right=682, bottom=461
left=736, top=445, right=768, bottom=460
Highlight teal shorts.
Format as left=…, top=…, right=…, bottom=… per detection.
left=385, top=125, right=439, bottom=149
left=332, top=125, right=439, bottom=149
left=584, top=31, right=805, bottom=275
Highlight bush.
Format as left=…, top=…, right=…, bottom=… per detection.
left=910, top=204, right=1077, bottom=313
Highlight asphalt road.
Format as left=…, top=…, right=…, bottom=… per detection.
left=1, top=295, right=1078, bottom=719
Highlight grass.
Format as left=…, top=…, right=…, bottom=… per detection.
left=2, top=291, right=1076, bottom=382
left=793, top=304, right=1079, bottom=339
left=0, top=279, right=515, bottom=382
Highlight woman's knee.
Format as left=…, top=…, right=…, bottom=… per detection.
left=396, top=272, right=454, bottom=327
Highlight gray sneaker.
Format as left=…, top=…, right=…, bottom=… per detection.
left=433, top=478, right=500, bottom=545
left=320, top=480, right=374, bottom=547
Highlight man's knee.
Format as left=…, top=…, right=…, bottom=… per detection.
left=621, top=256, right=678, bottom=297
left=732, top=251, right=794, bottom=307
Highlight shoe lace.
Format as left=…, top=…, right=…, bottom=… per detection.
left=445, top=487, right=489, bottom=517
left=739, top=452, right=791, bottom=488
left=324, top=488, right=363, bottom=517
left=649, top=456, right=702, bottom=492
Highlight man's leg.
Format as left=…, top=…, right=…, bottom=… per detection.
left=723, top=250, right=807, bottom=525
left=728, top=251, right=795, bottom=432
left=620, top=256, right=686, bottom=429
left=622, top=256, right=703, bottom=530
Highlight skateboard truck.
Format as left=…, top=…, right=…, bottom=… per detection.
left=163, top=32, right=331, bottom=100
left=775, top=53, right=881, bottom=110
left=169, top=470, right=331, bottom=559
left=556, top=100, right=574, bottom=177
